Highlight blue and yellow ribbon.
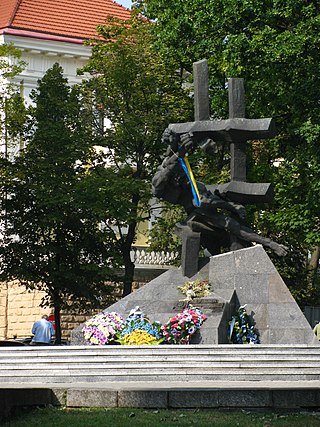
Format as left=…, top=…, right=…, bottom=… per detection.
left=178, top=156, right=201, bottom=207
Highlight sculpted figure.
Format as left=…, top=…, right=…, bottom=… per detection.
left=152, top=129, right=287, bottom=257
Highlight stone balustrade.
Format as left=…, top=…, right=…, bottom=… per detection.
left=130, top=246, right=179, bottom=266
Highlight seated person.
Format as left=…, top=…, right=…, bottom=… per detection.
left=30, top=314, right=55, bottom=345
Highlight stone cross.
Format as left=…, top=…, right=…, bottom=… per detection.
left=171, top=59, right=277, bottom=277
left=169, top=59, right=276, bottom=205
left=228, top=77, right=246, bottom=182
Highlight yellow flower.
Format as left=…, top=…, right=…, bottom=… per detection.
left=121, top=330, right=159, bottom=345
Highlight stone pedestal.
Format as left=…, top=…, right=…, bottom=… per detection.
left=71, top=245, right=317, bottom=345
left=209, top=245, right=318, bottom=344
left=71, top=260, right=232, bottom=345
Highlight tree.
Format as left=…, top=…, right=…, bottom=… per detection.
left=79, top=15, right=193, bottom=295
left=0, top=44, right=26, bottom=157
left=136, top=0, right=320, bottom=303
left=0, top=63, right=124, bottom=343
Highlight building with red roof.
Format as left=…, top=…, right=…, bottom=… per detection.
left=0, top=0, right=131, bottom=42
left=0, top=0, right=131, bottom=121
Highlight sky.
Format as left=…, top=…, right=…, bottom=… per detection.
left=116, top=0, right=132, bottom=9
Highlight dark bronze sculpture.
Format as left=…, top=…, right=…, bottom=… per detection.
left=152, top=129, right=287, bottom=258
left=152, top=60, right=287, bottom=276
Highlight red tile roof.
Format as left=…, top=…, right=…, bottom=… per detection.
left=0, top=0, right=131, bottom=41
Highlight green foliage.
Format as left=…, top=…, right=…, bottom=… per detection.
left=0, top=44, right=26, bottom=154
left=80, top=16, right=192, bottom=171
left=269, top=123, right=320, bottom=247
left=148, top=202, right=184, bottom=259
left=137, top=0, right=320, bottom=298
left=0, top=64, right=125, bottom=341
left=0, top=44, right=26, bottom=78
left=78, top=16, right=193, bottom=293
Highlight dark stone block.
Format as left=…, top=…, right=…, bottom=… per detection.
left=218, top=389, right=272, bottom=407
left=118, top=390, right=168, bottom=408
left=176, top=226, right=201, bottom=278
left=169, top=390, right=219, bottom=408
left=272, top=389, right=320, bottom=408
left=67, top=389, right=117, bottom=407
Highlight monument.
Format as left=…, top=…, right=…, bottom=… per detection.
left=152, top=59, right=286, bottom=277
left=71, top=60, right=317, bottom=345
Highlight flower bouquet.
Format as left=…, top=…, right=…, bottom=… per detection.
left=82, top=306, right=207, bottom=346
left=116, top=306, right=163, bottom=345
left=228, top=305, right=260, bottom=344
left=161, top=307, right=207, bottom=344
left=178, top=279, right=211, bottom=298
left=82, top=311, right=124, bottom=345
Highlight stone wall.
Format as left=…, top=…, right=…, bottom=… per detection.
left=0, top=281, right=48, bottom=340
left=60, top=312, right=98, bottom=340
left=0, top=281, right=105, bottom=341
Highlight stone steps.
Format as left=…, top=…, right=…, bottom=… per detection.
left=1, top=345, right=320, bottom=384
left=4, top=360, right=319, bottom=365
left=2, top=345, right=320, bottom=413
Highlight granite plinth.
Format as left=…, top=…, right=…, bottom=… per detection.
left=71, top=260, right=232, bottom=345
left=209, top=245, right=318, bottom=345
left=71, top=245, right=317, bottom=346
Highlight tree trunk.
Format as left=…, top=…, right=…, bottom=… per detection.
left=121, top=193, right=140, bottom=297
left=121, top=220, right=137, bottom=297
left=54, top=304, right=62, bottom=345
left=122, top=252, right=135, bottom=297
left=307, top=246, right=320, bottom=286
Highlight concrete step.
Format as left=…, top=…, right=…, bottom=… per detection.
left=1, top=345, right=319, bottom=357
left=1, top=347, right=320, bottom=363
left=1, top=343, right=319, bottom=354
left=1, top=345, right=320, bottom=384
left=2, top=358, right=320, bottom=365
left=2, top=345, right=320, bottom=413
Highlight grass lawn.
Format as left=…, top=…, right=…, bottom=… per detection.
left=2, top=407, right=320, bottom=427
